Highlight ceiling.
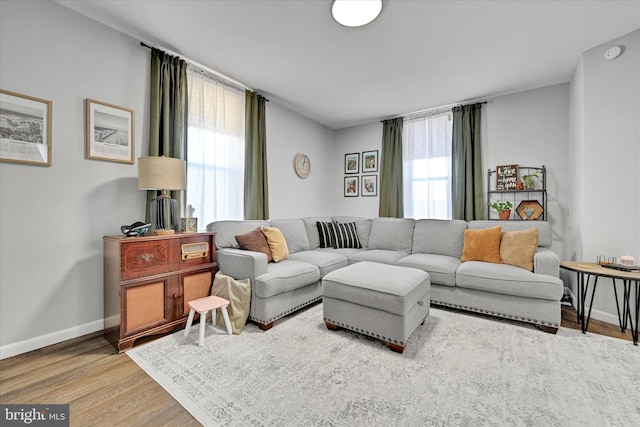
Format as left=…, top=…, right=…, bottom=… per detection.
left=56, top=0, right=640, bottom=130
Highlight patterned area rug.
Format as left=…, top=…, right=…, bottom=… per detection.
left=127, top=303, right=640, bottom=426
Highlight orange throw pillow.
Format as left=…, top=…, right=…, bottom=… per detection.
left=500, top=228, right=539, bottom=271
left=460, top=226, right=502, bottom=264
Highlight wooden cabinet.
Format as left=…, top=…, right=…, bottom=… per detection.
left=104, top=232, right=217, bottom=352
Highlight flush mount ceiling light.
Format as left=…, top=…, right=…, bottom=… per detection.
left=332, top=0, right=383, bottom=28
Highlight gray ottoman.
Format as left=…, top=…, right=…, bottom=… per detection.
left=322, top=261, right=430, bottom=353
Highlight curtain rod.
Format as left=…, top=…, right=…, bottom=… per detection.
left=381, top=100, right=487, bottom=123
left=139, top=41, right=253, bottom=92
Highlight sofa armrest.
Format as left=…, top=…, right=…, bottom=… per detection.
left=534, top=248, right=559, bottom=278
left=217, top=248, right=269, bottom=281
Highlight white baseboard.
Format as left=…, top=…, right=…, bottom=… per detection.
left=565, top=288, right=622, bottom=327
left=0, top=320, right=104, bottom=360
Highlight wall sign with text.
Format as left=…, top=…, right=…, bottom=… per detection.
left=496, top=164, right=519, bottom=190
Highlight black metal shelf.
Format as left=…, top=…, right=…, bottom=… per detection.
left=487, top=165, right=547, bottom=221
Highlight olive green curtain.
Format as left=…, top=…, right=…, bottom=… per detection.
left=379, top=117, right=404, bottom=218
left=244, top=90, right=269, bottom=220
left=145, top=48, right=188, bottom=226
left=451, top=103, right=485, bottom=220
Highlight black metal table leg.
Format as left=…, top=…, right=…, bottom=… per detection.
left=576, top=272, right=583, bottom=324
left=626, top=280, right=639, bottom=346
left=583, top=275, right=598, bottom=334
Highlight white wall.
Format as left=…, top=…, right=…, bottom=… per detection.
left=0, top=0, right=148, bottom=357
left=484, top=83, right=571, bottom=259
left=334, top=122, right=382, bottom=217
left=568, top=29, right=640, bottom=322
left=266, top=101, right=336, bottom=219
left=333, top=84, right=572, bottom=251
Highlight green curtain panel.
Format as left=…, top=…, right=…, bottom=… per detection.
left=146, top=48, right=188, bottom=226
left=244, top=90, right=269, bottom=220
left=451, top=103, right=485, bottom=221
left=379, top=117, right=404, bottom=218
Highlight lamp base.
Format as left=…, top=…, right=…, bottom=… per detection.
left=149, top=195, right=180, bottom=234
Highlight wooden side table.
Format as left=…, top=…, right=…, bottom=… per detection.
left=560, top=261, right=639, bottom=346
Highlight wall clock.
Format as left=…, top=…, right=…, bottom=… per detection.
left=294, top=153, right=311, bottom=179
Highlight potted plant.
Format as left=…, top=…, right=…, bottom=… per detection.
left=523, top=173, right=538, bottom=190
left=489, top=200, right=513, bottom=220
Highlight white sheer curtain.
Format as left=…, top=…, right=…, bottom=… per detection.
left=186, top=66, right=245, bottom=227
left=402, top=110, right=453, bottom=219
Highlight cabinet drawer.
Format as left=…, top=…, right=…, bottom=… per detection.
left=121, top=240, right=171, bottom=280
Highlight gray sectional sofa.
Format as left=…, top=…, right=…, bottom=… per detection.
left=207, top=217, right=564, bottom=333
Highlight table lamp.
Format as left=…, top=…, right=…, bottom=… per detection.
left=138, top=156, right=186, bottom=235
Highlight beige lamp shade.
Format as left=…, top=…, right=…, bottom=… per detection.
left=138, top=156, right=186, bottom=190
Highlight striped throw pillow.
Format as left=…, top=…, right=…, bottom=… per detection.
left=330, top=222, right=361, bottom=249
left=316, top=221, right=335, bottom=248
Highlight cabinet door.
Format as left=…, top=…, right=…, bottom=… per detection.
left=121, top=277, right=174, bottom=337
left=179, top=270, right=215, bottom=318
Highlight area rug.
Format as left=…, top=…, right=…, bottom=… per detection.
left=127, top=304, right=640, bottom=426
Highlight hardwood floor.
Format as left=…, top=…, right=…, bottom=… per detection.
left=0, top=306, right=633, bottom=426
left=0, top=333, right=198, bottom=426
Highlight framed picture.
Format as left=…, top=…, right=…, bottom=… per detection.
left=344, top=152, right=359, bottom=174
left=362, top=175, right=378, bottom=197
left=344, top=176, right=359, bottom=197
left=362, top=150, right=378, bottom=172
left=86, top=98, right=134, bottom=164
left=0, top=89, right=52, bottom=166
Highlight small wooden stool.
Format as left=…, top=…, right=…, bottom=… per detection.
left=184, top=295, right=232, bottom=346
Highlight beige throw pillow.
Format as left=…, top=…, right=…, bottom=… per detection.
left=460, top=226, right=503, bottom=264
left=210, top=271, right=251, bottom=334
left=261, top=226, right=289, bottom=262
left=500, top=228, right=539, bottom=272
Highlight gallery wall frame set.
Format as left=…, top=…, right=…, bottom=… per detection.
left=0, top=89, right=52, bottom=166
left=86, top=98, right=135, bottom=164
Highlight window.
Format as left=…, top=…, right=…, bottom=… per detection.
left=402, top=110, right=453, bottom=219
left=186, top=66, right=245, bottom=226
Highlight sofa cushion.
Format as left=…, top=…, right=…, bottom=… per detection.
left=500, top=228, right=539, bottom=271
left=460, top=226, right=502, bottom=264
left=456, top=261, right=564, bottom=301
left=316, top=221, right=335, bottom=248
left=289, top=250, right=349, bottom=277
left=396, top=253, right=460, bottom=287
left=412, top=219, right=467, bottom=258
left=317, top=247, right=366, bottom=258
left=270, top=219, right=310, bottom=253
left=208, top=220, right=270, bottom=249
left=349, top=249, right=409, bottom=265
left=323, top=262, right=430, bottom=316
left=235, top=228, right=272, bottom=262
left=469, top=220, right=552, bottom=248
left=254, top=260, right=320, bottom=298
left=332, top=216, right=372, bottom=248
left=330, top=222, right=361, bottom=249
left=261, top=227, right=290, bottom=262
left=367, top=217, right=415, bottom=253
left=302, top=216, right=333, bottom=249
